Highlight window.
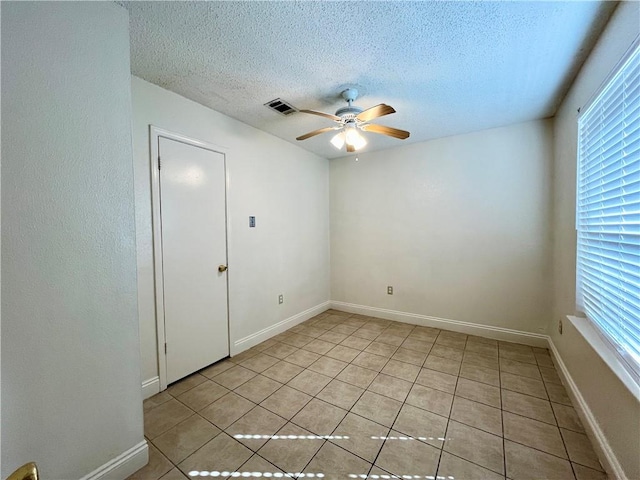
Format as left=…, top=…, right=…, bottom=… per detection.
left=576, top=40, right=640, bottom=381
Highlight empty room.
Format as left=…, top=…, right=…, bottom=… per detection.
left=2, top=2, right=638, bottom=480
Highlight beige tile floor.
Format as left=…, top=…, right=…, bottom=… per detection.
left=131, top=310, right=607, bottom=480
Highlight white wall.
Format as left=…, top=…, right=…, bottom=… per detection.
left=330, top=120, right=553, bottom=336
left=550, top=2, right=640, bottom=478
left=131, top=77, right=330, bottom=388
left=1, top=3, right=146, bottom=479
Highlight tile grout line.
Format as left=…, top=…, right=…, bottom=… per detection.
left=540, top=361, right=578, bottom=480
left=498, top=343, right=508, bottom=480
left=498, top=345, right=595, bottom=478
left=143, top=311, right=589, bottom=480
left=316, top=312, right=403, bottom=473
left=159, top=380, right=560, bottom=469
left=355, top=325, right=413, bottom=478
left=433, top=334, right=517, bottom=478
left=262, top=312, right=387, bottom=475
left=288, top=312, right=386, bottom=476
left=433, top=331, right=461, bottom=480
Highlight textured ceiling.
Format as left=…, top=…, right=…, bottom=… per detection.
left=125, top=1, right=616, bottom=159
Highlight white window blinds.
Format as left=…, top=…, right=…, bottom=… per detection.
left=576, top=40, right=640, bottom=380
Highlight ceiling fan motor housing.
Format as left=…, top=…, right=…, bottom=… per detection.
left=337, top=88, right=363, bottom=121
left=335, top=106, right=363, bottom=120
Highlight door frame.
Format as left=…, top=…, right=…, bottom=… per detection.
left=149, top=126, right=231, bottom=391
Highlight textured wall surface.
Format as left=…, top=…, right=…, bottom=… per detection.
left=550, top=2, right=640, bottom=478
left=131, top=77, right=330, bottom=386
left=1, top=3, right=145, bottom=478
left=330, top=120, right=553, bottom=334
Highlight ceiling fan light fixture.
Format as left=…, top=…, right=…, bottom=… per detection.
left=330, top=131, right=346, bottom=149
left=345, top=127, right=367, bottom=150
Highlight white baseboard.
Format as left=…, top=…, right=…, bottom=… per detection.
left=142, top=376, right=160, bottom=400
left=232, top=301, right=331, bottom=355
left=548, top=339, right=625, bottom=480
left=331, top=301, right=549, bottom=347
left=80, top=440, right=148, bottom=480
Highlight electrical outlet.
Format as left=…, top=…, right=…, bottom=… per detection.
left=278, top=294, right=284, bottom=304
left=387, top=286, right=393, bottom=295
left=558, top=319, right=563, bottom=335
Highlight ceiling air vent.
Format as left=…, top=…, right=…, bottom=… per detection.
left=264, top=98, right=297, bottom=116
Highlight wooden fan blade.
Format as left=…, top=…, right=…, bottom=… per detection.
left=361, top=123, right=410, bottom=139
left=299, top=109, right=342, bottom=122
left=346, top=144, right=355, bottom=153
left=296, top=126, right=336, bottom=141
left=356, top=104, right=396, bottom=123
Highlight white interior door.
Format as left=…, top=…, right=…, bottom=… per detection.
left=158, top=136, right=229, bottom=384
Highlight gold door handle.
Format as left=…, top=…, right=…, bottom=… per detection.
left=7, top=462, right=39, bottom=480
left=218, top=265, right=228, bottom=273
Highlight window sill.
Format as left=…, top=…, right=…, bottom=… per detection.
left=567, top=315, right=640, bottom=402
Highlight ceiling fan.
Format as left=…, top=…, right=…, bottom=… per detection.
left=295, top=88, right=410, bottom=152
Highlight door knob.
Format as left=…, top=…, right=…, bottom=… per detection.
left=218, top=265, right=228, bottom=273
left=7, top=462, right=39, bottom=480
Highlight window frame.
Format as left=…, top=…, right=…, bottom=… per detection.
left=575, top=36, right=640, bottom=386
